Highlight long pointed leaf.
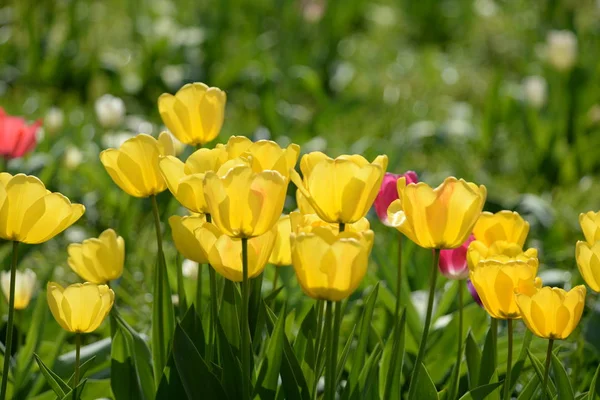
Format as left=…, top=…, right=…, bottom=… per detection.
left=33, top=354, right=68, bottom=398
left=551, top=352, right=574, bottom=400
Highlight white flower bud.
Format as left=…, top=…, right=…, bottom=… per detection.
left=64, top=145, right=84, bottom=169
left=522, top=75, right=547, bottom=109
left=45, top=107, right=65, bottom=134
left=95, top=94, right=126, bottom=128
left=546, top=30, right=578, bottom=72
left=1, top=269, right=36, bottom=310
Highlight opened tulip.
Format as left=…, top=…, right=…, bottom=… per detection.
left=291, top=227, right=373, bottom=301
left=269, top=215, right=292, bottom=266
left=0, top=173, right=85, bottom=244
left=467, top=240, right=538, bottom=271
left=0, top=269, right=36, bottom=310
left=438, top=235, right=474, bottom=280
left=291, top=152, right=388, bottom=224
left=67, top=229, right=125, bottom=283
left=374, top=171, right=418, bottom=226
left=575, top=241, right=600, bottom=292
left=469, top=258, right=541, bottom=319
left=203, top=164, right=288, bottom=238
left=473, top=211, right=529, bottom=247
left=516, top=285, right=585, bottom=339
left=579, top=211, right=600, bottom=245
left=296, top=190, right=316, bottom=214
left=0, top=107, right=42, bottom=159
left=289, top=211, right=370, bottom=234
left=158, top=82, right=226, bottom=146
left=387, top=177, right=487, bottom=249
left=226, top=136, right=300, bottom=176
left=169, top=214, right=209, bottom=264
left=47, top=282, right=114, bottom=333
left=100, top=132, right=176, bottom=197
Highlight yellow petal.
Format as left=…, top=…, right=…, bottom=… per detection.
left=169, top=215, right=210, bottom=264
left=159, top=155, right=186, bottom=196
left=269, top=215, right=292, bottom=266
left=47, top=282, right=72, bottom=332
left=575, top=241, right=600, bottom=292
left=0, top=174, right=48, bottom=241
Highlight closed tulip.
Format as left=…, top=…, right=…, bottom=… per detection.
left=0, top=269, right=36, bottom=310
left=0, top=173, right=85, bottom=244
left=374, top=171, right=418, bottom=226
left=47, top=282, right=114, bottom=333
left=469, top=258, right=541, bottom=319
left=169, top=214, right=209, bottom=264
left=203, top=164, right=288, bottom=238
left=579, top=211, right=600, bottom=245
left=0, top=107, right=42, bottom=159
left=291, top=227, right=374, bottom=301
left=291, top=152, right=388, bottom=224
left=226, top=136, right=300, bottom=176
left=516, top=286, right=586, bottom=339
left=269, top=215, right=292, bottom=266
left=289, top=211, right=370, bottom=234
left=575, top=241, right=600, bottom=292
left=100, top=132, right=176, bottom=197
left=438, top=235, right=474, bottom=280
left=473, top=211, right=529, bottom=248
left=158, top=82, right=226, bottom=146
left=467, top=240, right=538, bottom=271
left=67, top=229, right=125, bottom=283
left=388, top=177, right=487, bottom=249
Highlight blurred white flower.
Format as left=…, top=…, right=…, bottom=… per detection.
left=522, top=75, right=547, bottom=109
left=0, top=269, right=36, bottom=310
left=160, top=65, right=185, bottom=90
left=101, top=131, right=136, bottom=149
left=64, top=145, right=84, bottom=169
left=546, top=30, right=578, bottom=72
left=95, top=94, right=126, bottom=128
left=171, top=294, right=179, bottom=306
left=182, top=259, right=199, bottom=280
left=45, top=107, right=65, bottom=134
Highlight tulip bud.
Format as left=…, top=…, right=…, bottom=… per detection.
left=0, top=269, right=36, bottom=310
left=95, top=94, right=126, bottom=128
left=546, top=30, right=578, bottom=72
left=522, top=76, right=547, bottom=109
left=0, top=107, right=42, bottom=159
left=438, top=235, right=474, bottom=280
left=374, top=171, right=418, bottom=226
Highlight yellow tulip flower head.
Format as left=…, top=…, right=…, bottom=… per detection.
left=289, top=211, right=370, bottom=234
left=67, top=229, right=125, bottom=284
left=47, top=282, right=114, bottom=333
left=0, top=173, right=85, bottom=244
left=100, top=132, right=176, bottom=198
left=516, top=286, right=586, bottom=339
left=291, top=226, right=374, bottom=301
left=575, top=241, right=600, bottom=292
left=194, top=222, right=276, bottom=282
left=0, top=269, right=36, bottom=310
left=387, top=177, right=487, bottom=249
left=203, top=164, right=289, bottom=238
left=473, top=211, right=530, bottom=247
left=296, top=190, right=316, bottom=214
left=169, top=214, right=209, bottom=264
left=291, top=152, right=388, bottom=224
left=269, top=215, right=292, bottom=266
left=467, top=240, right=538, bottom=271
left=226, top=136, right=300, bottom=176
left=158, top=82, right=226, bottom=146
left=579, top=211, right=600, bottom=245
left=469, top=258, right=541, bottom=319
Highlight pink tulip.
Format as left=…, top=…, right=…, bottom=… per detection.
left=467, top=279, right=483, bottom=307
left=0, top=108, right=42, bottom=159
left=438, top=235, right=474, bottom=280
left=374, top=171, right=418, bottom=226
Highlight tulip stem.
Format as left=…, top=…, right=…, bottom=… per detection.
left=0, top=241, right=18, bottom=400
left=272, top=268, right=279, bottom=293
left=451, top=279, right=464, bottom=399
left=491, top=318, right=498, bottom=368
left=395, top=233, right=403, bottom=322
left=313, top=300, right=326, bottom=398
left=542, top=339, right=554, bottom=400
left=503, top=319, right=513, bottom=400
left=207, top=267, right=218, bottom=365
left=241, top=237, right=251, bottom=400
left=196, top=266, right=203, bottom=313
left=324, top=300, right=338, bottom=400
left=175, top=252, right=186, bottom=318
left=74, top=333, right=81, bottom=389
left=407, top=248, right=440, bottom=400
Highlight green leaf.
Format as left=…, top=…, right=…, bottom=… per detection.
left=527, top=349, right=556, bottom=398
left=59, top=378, right=87, bottom=400
left=465, top=331, right=482, bottom=389
left=219, top=279, right=241, bottom=351
left=216, top=319, right=243, bottom=400
left=336, top=324, right=356, bottom=387
left=458, top=382, right=503, bottom=400
left=155, top=355, right=186, bottom=400
left=152, top=252, right=176, bottom=385
left=33, top=354, right=69, bottom=398
left=509, top=330, right=533, bottom=393
left=67, top=356, right=96, bottom=387
left=433, top=280, right=459, bottom=322
left=412, top=362, right=439, bottom=400
left=15, top=293, right=47, bottom=389
left=588, top=362, right=600, bottom=400
left=172, top=324, right=228, bottom=399
left=518, top=374, right=540, bottom=400
left=381, top=310, right=406, bottom=399
left=264, top=286, right=284, bottom=304
left=293, top=306, right=317, bottom=392
left=179, top=305, right=206, bottom=357
left=255, top=308, right=286, bottom=400
left=551, top=351, right=574, bottom=400
left=478, top=323, right=497, bottom=387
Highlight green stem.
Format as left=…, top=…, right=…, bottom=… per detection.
left=451, top=279, right=464, bottom=399
left=207, top=267, right=218, bottom=365
left=503, top=319, right=513, bottom=400
left=241, top=237, right=251, bottom=400
left=150, top=195, right=167, bottom=383
left=324, top=301, right=335, bottom=400
left=407, top=248, right=440, bottom=400
left=0, top=241, right=19, bottom=400
left=542, top=339, right=554, bottom=400
left=491, top=318, right=498, bottom=368
left=395, top=233, right=403, bottom=322
left=176, top=252, right=186, bottom=318
left=272, top=268, right=279, bottom=293
left=313, top=300, right=325, bottom=399
left=73, top=333, right=81, bottom=390
left=196, top=265, right=203, bottom=312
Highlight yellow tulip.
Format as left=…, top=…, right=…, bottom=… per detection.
left=47, top=282, right=114, bottom=333
left=296, top=190, right=315, bottom=214
left=473, top=210, right=530, bottom=247
left=67, top=229, right=125, bottom=284
left=291, top=227, right=374, bottom=301
left=291, top=152, right=388, bottom=224
left=467, top=240, right=538, bottom=271
left=158, top=82, right=226, bottom=146
left=203, top=164, right=288, bottom=238
left=469, top=258, right=541, bottom=319
left=575, top=241, right=600, bottom=292
left=100, top=132, right=176, bottom=197
left=388, top=177, right=487, bottom=249
left=0, top=173, right=85, bottom=244
left=226, top=136, right=300, bottom=176
left=269, top=215, right=292, bottom=266
left=0, top=269, right=36, bottom=310
left=169, top=214, right=209, bottom=264
left=516, top=285, right=586, bottom=339
left=289, top=211, right=370, bottom=234
left=579, top=211, right=600, bottom=245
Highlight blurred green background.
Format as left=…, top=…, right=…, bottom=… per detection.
left=1, top=0, right=600, bottom=398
